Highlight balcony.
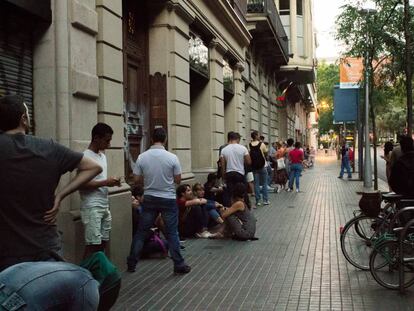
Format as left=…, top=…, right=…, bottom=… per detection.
left=246, top=0, right=289, bottom=67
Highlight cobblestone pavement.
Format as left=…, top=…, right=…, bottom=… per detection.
left=113, top=155, right=414, bottom=311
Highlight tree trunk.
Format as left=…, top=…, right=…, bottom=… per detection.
left=404, top=0, right=413, bottom=136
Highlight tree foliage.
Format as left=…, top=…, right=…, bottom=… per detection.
left=316, top=62, right=340, bottom=135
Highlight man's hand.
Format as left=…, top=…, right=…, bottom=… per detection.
left=132, top=196, right=140, bottom=209
left=44, top=195, right=61, bottom=224
left=106, top=176, right=121, bottom=187
left=199, top=198, right=207, bottom=205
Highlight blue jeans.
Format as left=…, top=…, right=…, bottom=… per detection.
left=0, top=261, right=99, bottom=311
left=340, top=156, right=352, bottom=178
left=253, top=167, right=268, bottom=203
left=204, top=200, right=220, bottom=220
left=127, top=195, right=185, bottom=269
left=288, top=163, right=303, bottom=190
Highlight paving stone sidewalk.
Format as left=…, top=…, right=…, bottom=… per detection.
left=113, top=155, right=414, bottom=311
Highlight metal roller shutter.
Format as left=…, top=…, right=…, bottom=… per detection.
left=0, top=9, right=34, bottom=133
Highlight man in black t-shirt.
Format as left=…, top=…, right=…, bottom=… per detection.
left=0, top=95, right=102, bottom=309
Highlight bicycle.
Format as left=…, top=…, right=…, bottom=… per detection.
left=340, top=193, right=403, bottom=270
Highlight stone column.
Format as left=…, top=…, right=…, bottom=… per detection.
left=289, top=0, right=297, bottom=57
left=209, top=40, right=226, bottom=162
left=148, top=4, right=194, bottom=180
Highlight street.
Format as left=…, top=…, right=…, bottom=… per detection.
left=113, top=154, right=414, bottom=311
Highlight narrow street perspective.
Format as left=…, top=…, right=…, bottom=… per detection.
left=114, top=154, right=414, bottom=311
left=1, top=0, right=414, bottom=310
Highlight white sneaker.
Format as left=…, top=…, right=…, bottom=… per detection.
left=196, top=231, right=212, bottom=238
left=296, top=189, right=300, bottom=193
left=286, top=188, right=292, bottom=192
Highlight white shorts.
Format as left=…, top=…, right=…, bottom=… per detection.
left=80, top=207, right=112, bottom=245
left=246, top=172, right=254, bottom=183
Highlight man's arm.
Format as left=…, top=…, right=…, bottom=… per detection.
left=44, top=156, right=102, bottom=224
left=244, top=154, right=252, bottom=166
left=174, top=174, right=181, bottom=185
left=220, top=156, right=226, bottom=179
left=80, top=177, right=120, bottom=190
left=134, top=174, right=144, bottom=187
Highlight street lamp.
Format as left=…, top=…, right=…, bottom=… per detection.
left=360, top=6, right=377, bottom=189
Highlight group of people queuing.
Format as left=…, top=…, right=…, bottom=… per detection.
left=0, top=93, right=316, bottom=310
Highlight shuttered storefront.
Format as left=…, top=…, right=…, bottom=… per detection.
left=0, top=6, right=34, bottom=132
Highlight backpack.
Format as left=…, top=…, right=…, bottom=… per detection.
left=249, top=142, right=265, bottom=170
left=79, top=251, right=121, bottom=311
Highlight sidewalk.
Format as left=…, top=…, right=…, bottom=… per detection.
left=113, top=155, right=414, bottom=311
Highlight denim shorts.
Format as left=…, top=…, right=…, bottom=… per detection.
left=80, top=207, right=112, bottom=245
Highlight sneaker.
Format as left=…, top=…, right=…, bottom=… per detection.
left=263, top=201, right=270, bottom=205
left=256, top=202, right=262, bottom=207
left=127, top=266, right=136, bottom=273
left=296, top=189, right=300, bottom=193
left=347, top=175, right=352, bottom=179
left=286, top=188, right=292, bottom=192
left=337, top=176, right=343, bottom=179
left=267, top=186, right=275, bottom=192
left=208, top=232, right=224, bottom=239
left=195, top=231, right=212, bottom=238
left=174, top=264, right=191, bottom=274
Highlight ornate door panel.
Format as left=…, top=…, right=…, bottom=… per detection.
left=123, top=0, right=149, bottom=183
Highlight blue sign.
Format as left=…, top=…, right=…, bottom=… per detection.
left=333, top=86, right=359, bottom=123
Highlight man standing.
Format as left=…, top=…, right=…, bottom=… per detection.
left=0, top=95, right=102, bottom=309
left=338, top=141, right=352, bottom=179
left=79, top=123, right=121, bottom=259
left=127, top=127, right=190, bottom=274
left=249, top=131, right=269, bottom=206
left=220, top=131, right=251, bottom=207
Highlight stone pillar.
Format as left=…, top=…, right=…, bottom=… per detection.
left=96, top=0, right=131, bottom=269
left=233, top=63, right=245, bottom=138
left=149, top=4, right=194, bottom=180
left=289, top=0, right=297, bottom=57
left=209, top=40, right=226, bottom=162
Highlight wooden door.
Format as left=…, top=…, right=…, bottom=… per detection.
left=123, top=0, right=149, bottom=183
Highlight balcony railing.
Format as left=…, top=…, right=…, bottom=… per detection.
left=247, top=0, right=289, bottom=57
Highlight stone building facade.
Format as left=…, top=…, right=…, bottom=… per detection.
left=0, top=0, right=316, bottom=267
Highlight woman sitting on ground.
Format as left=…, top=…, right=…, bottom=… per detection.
left=203, top=173, right=224, bottom=203
left=177, top=184, right=223, bottom=239
left=218, top=182, right=257, bottom=241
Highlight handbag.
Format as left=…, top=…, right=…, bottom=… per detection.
left=276, top=158, right=285, bottom=170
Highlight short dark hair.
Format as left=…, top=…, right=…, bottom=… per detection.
left=384, top=141, right=394, bottom=156
left=207, top=172, right=217, bottom=183
left=91, top=123, right=113, bottom=140
left=295, top=141, right=301, bottom=148
left=227, top=131, right=235, bottom=142
left=400, top=136, right=413, bottom=153
left=232, top=182, right=247, bottom=199
left=176, top=184, right=190, bottom=198
left=0, top=95, right=26, bottom=132
left=287, top=138, right=294, bottom=147
left=152, top=127, right=167, bottom=143
left=251, top=130, right=259, bottom=140
left=228, top=131, right=241, bottom=141
left=260, top=135, right=265, bottom=141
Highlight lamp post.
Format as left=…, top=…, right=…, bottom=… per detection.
left=360, top=7, right=376, bottom=189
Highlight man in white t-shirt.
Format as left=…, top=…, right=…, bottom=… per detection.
left=220, top=132, right=251, bottom=206
left=79, top=123, right=121, bottom=259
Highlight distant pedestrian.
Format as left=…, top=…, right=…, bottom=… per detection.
left=380, top=141, right=394, bottom=189
left=249, top=131, right=269, bottom=206
left=127, top=127, right=190, bottom=274
left=287, top=142, right=304, bottom=192
left=79, top=123, right=121, bottom=259
left=220, top=132, right=251, bottom=207
left=338, top=141, right=352, bottom=179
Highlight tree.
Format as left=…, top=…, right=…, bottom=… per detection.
left=316, top=62, right=340, bottom=136
left=335, top=0, right=406, bottom=189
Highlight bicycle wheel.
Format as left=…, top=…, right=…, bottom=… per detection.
left=370, top=240, right=414, bottom=290
left=341, top=215, right=382, bottom=270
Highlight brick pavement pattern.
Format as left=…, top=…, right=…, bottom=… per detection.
left=113, top=154, right=414, bottom=311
